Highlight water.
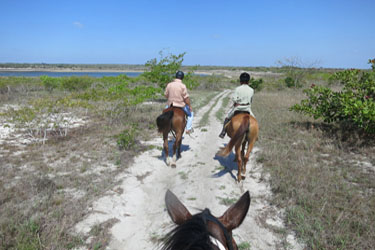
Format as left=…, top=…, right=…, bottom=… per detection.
left=0, top=71, right=142, bottom=78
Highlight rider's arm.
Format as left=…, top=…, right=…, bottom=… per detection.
left=184, top=97, right=192, bottom=111
left=164, top=87, right=169, bottom=98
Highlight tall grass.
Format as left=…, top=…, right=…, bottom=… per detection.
left=253, top=89, right=375, bottom=249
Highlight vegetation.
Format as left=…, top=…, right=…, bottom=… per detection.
left=143, top=50, right=199, bottom=89
left=255, top=87, right=375, bottom=249
left=277, top=56, right=321, bottom=88
left=0, top=52, right=235, bottom=249
left=291, top=63, right=375, bottom=133
left=2, top=56, right=375, bottom=249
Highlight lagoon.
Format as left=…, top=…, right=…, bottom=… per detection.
left=0, top=71, right=142, bottom=78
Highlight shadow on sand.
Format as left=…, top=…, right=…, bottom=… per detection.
left=159, top=138, right=190, bottom=160
left=212, top=144, right=237, bottom=181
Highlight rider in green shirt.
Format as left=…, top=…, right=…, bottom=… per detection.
left=219, top=72, right=254, bottom=138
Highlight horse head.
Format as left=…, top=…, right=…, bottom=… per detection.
left=162, top=190, right=251, bottom=250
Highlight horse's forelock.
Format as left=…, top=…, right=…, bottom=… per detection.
left=161, top=213, right=214, bottom=250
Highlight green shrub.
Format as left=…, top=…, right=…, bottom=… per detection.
left=116, top=127, right=137, bottom=150
left=142, top=50, right=199, bottom=89
left=40, top=75, right=60, bottom=91
left=290, top=65, right=375, bottom=133
left=61, top=76, right=93, bottom=91
left=284, top=76, right=295, bottom=88
left=250, top=77, right=263, bottom=91
left=143, top=51, right=185, bottom=88
left=183, top=71, right=200, bottom=90
left=41, top=76, right=94, bottom=92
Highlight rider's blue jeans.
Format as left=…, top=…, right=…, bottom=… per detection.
left=166, top=105, right=194, bottom=131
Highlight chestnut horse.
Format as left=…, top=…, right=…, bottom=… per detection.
left=163, top=190, right=251, bottom=250
left=218, top=112, right=259, bottom=182
left=156, top=107, right=186, bottom=167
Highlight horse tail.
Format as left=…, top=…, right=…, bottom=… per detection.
left=218, top=116, right=250, bottom=157
left=157, top=110, right=174, bottom=133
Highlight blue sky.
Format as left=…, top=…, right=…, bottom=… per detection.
left=1, top=0, right=374, bottom=68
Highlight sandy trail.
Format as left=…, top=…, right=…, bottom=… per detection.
left=75, top=91, right=301, bottom=249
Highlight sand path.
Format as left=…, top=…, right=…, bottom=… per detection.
left=75, top=91, right=301, bottom=250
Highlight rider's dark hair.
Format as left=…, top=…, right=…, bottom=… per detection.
left=239, top=72, right=250, bottom=83
left=176, top=71, right=184, bottom=80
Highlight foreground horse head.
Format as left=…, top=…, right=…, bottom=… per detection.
left=156, top=107, right=186, bottom=167
left=218, top=113, right=259, bottom=182
left=162, top=190, right=251, bottom=250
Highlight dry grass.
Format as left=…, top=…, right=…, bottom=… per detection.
left=2, top=73, right=374, bottom=249
left=0, top=89, right=165, bottom=249
left=0, top=77, right=224, bottom=250
left=253, top=89, right=375, bottom=249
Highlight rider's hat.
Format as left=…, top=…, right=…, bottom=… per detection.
left=176, top=71, right=184, bottom=80
left=240, top=72, right=250, bottom=83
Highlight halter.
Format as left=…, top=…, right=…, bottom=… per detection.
left=200, top=209, right=234, bottom=250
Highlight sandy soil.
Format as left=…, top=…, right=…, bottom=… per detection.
left=195, top=70, right=282, bottom=79
left=74, top=91, right=302, bottom=250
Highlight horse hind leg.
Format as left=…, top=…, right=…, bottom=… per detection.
left=241, top=141, right=247, bottom=174
left=235, top=144, right=243, bottom=182
left=163, top=132, right=171, bottom=166
left=243, top=137, right=256, bottom=174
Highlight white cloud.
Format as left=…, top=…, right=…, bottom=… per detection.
left=73, top=21, right=84, bottom=29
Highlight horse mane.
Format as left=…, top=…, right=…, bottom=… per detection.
left=161, top=213, right=214, bottom=250
left=156, top=110, right=174, bottom=133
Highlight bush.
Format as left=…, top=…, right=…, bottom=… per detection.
left=143, top=51, right=185, bottom=88
left=142, top=50, right=199, bottom=90
left=284, top=76, right=295, bottom=88
left=61, top=76, right=93, bottom=91
left=116, top=127, right=137, bottom=150
left=40, top=75, right=60, bottom=92
left=249, top=78, right=263, bottom=91
left=41, top=76, right=94, bottom=92
left=290, top=65, right=375, bottom=133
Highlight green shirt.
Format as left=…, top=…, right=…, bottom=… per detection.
left=232, top=84, right=254, bottom=115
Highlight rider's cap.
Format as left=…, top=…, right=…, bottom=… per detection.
left=176, top=71, right=184, bottom=80
left=240, top=72, right=250, bottom=83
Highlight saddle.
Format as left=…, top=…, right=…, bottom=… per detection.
left=164, top=105, right=187, bottom=118
left=224, top=111, right=250, bottom=129
left=234, top=110, right=250, bottom=116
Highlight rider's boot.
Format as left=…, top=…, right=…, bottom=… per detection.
left=219, top=118, right=231, bottom=138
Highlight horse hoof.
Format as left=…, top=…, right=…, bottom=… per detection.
left=241, top=175, right=246, bottom=180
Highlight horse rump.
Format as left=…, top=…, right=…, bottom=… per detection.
left=218, top=115, right=250, bottom=157
left=156, top=110, right=174, bottom=132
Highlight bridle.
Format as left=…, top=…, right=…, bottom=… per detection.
left=200, top=209, right=234, bottom=250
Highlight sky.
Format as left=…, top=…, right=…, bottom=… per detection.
left=0, top=0, right=374, bottom=69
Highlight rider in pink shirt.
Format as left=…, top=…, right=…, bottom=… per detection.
left=164, top=71, right=194, bottom=134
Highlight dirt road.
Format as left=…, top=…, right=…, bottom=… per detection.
left=75, top=91, right=302, bottom=249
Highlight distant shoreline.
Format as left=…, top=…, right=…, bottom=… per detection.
left=0, top=68, right=145, bottom=73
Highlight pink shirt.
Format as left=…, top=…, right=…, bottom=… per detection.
left=164, top=79, right=189, bottom=107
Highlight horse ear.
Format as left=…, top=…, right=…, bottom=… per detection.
left=165, top=190, right=192, bottom=225
left=219, top=191, right=251, bottom=231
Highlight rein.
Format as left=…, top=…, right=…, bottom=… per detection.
left=201, top=209, right=234, bottom=250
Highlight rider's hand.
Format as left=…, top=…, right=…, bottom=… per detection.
left=189, top=106, right=193, bottom=112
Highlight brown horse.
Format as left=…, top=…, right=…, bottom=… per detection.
left=156, top=107, right=186, bottom=167
left=163, top=189, right=250, bottom=250
left=218, top=113, right=259, bottom=182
